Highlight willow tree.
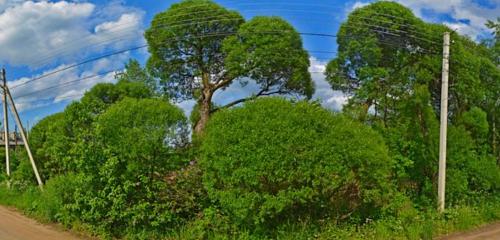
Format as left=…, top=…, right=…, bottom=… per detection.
left=145, top=0, right=313, bottom=134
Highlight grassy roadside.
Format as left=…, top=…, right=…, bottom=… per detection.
left=0, top=184, right=97, bottom=239
left=315, top=200, right=500, bottom=240
left=0, top=182, right=498, bottom=240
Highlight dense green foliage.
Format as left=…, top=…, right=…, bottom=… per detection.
left=71, top=98, right=189, bottom=237
left=145, top=0, right=313, bottom=133
left=200, top=98, right=392, bottom=232
left=326, top=1, right=500, bottom=206
left=13, top=62, right=200, bottom=238
left=0, top=1, right=498, bottom=239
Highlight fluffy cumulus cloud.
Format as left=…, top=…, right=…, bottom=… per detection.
left=171, top=57, right=347, bottom=116
left=309, top=57, right=347, bottom=111
left=346, top=0, right=498, bottom=39
left=0, top=0, right=144, bottom=111
left=0, top=1, right=143, bottom=66
left=396, top=0, right=499, bottom=39
left=212, top=57, right=347, bottom=112
left=9, top=53, right=129, bottom=112
left=347, top=1, right=370, bottom=13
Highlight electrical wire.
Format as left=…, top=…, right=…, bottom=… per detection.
left=12, top=30, right=338, bottom=89
left=12, top=69, right=122, bottom=99
left=27, top=4, right=443, bottom=70
left=31, top=11, right=337, bottom=67
left=13, top=57, right=333, bottom=100
left=349, top=21, right=440, bottom=45
left=348, top=15, right=440, bottom=42
left=15, top=4, right=448, bottom=91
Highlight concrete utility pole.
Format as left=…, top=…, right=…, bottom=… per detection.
left=2, top=69, right=10, bottom=177
left=1, top=68, right=43, bottom=188
left=438, top=32, right=450, bottom=213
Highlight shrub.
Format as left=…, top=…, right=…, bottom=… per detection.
left=200, top=98, right=394, bottom=231
left=29, top=112, right=73, bottom=179
left=71, top=97, right=190, bottom=237
left=35, top=174, right=78, bottom=224
left=446, top=125, right=500, bottom=204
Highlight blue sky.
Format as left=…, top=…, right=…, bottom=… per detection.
left=0, top=0, right=497, bottom=128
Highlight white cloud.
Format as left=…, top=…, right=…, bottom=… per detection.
left=0, top=0, right=27, bottom=11
left=309, top=57, right=347, bottom=111
left=0, top=1, right=144, bottom=111
left=9, top=53, right=128, bottom=112
left=178, top=57, right=348, bottom=115
left=0, top=1, right=143, bottom=67
left=348, top=1, right=370, bottom=13
left=396, top=0, right=499, bottom=39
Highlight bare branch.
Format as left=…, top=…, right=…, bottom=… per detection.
left=211, top=89, right=287, bottom=113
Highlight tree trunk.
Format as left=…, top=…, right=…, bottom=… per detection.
left=194, top=74, right=214, bottom=135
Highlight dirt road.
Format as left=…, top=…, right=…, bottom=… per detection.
left=440, top=222, right=500, bottom=240
left=0, top=205, right=83, bottom=240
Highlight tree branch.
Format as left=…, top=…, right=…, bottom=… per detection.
left=211, top=89, right=287, bottom=113
left=213, top=76, right=234, bottom=91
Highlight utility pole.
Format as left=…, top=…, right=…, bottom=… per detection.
left=2, top=69, right=10, bottom=177
left=1, top=68, right=43, bottom=188
left=438, top=32, right=450, bottom=213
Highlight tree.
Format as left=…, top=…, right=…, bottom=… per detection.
left=72, top=98, right=189, bottom=236
left=145, top=0, right=313, bottom=134
left=29, top=112, right=73, bottom=179
left=485, top=18, right=499, bottom=65
left=200, top=98, right=392, bottom=231
left=30, top=67, right=157, bottom=181
left=325, top=1, right=441, bottom=125
left=115, top=59, right=157, bottom=94
left=326, top=1, right=500, bottom=203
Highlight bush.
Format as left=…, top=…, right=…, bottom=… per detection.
left=35, top=174, right=78, bottom=224
left=446, top=111, right=500, bottom=204
left=200, top=98, right=394, bottom=232
left=71, top=97, right=190, bottom=237
left=29, top=112, right=73, bottom=179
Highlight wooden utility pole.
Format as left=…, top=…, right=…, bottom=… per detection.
left=1, top=68, right=43, bottom=188
left=2, top=69, right=10, bottom=177
left=438, top=32, right=450, bottom=213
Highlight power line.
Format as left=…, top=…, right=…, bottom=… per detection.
left=13, top=69, right=121, bottom=99
left=349, top=21, right=440, bottom=45
left=349, top=15, right=440, bottom=42
left=18, top=22, right=440, bottom=91
left=11, top=45, right=147, bottom=89
left=25, top=5, right=443, bottom=70
left=13, top=56, right=333, bottom=99
left=13, top=30, right=338, bottom=89
left=340, top=24, right=439, bottom=54
left=31, top=12, right=336, bottom=67
left=15, top=5, right=446, bottom=91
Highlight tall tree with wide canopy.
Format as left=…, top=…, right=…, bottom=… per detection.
left=145, top=0, right=313, bottom=133
left=326, top=2, right=500, bottom=202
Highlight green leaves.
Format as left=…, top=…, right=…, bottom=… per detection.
left=145, top=0, right=314, bottom=132
left=200, top=98, right=393, bottom=231
left=76, top=98, right=189, bottom=235
left=145, top=0, right=244, bottom=101
left=327, top=1, right=500, bottom=206
left=116, top=59, right=157, bottom=94
left=223, top=17, right=314, bottom=98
